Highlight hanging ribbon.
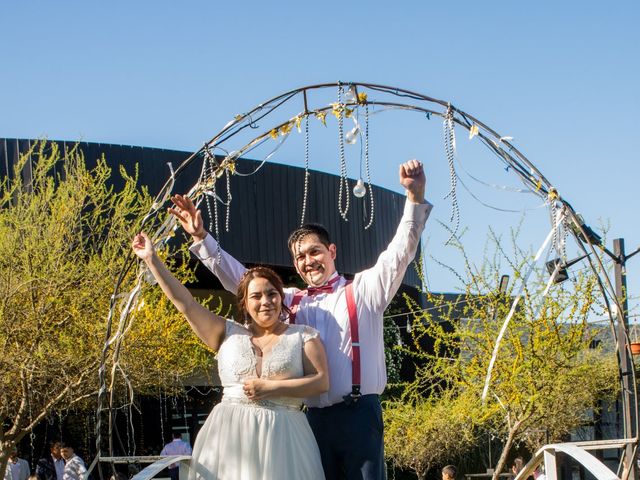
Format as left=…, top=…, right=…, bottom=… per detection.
left=481, top=216, right=561, bottom=402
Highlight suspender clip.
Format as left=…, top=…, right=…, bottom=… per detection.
left=343, top=385, right=362, bottom=405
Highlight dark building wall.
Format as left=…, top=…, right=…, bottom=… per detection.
left=2, top=138, right=429, bottom=464
left=1, top=138, right=422, bottom=288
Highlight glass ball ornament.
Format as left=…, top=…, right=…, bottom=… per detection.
left=345, top=126, right=360, bottom=145
left=353, top=178, right=367, bottom=198
left=344, top=85, right=358, bottom=103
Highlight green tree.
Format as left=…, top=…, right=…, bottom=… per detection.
left=384, top=234, right=619, bottom=479
left=0, top=142, right=213, bottom=477
left=384, top=390, right=480, bottom=480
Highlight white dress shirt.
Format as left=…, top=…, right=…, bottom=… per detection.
left=62, top=455, right=86, bottom=480
left=54, top=458, right=65, bottom=480
left=160, top=438, right=192, bottom=468
left=191, top=199, right=432, bottom=407
left=4, top=458, right=29, bottom=480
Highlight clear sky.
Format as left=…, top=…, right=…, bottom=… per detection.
left=2, top=1, right=639, bottom=316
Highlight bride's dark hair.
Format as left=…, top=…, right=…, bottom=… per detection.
left=236, top=267, right=291, bottom=324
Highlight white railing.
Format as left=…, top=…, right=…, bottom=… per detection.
left=85, top=456, right=192, bottom=480
left=88, top=438, right=638, bottom=480
left=515, top=438, right=637, bottom=480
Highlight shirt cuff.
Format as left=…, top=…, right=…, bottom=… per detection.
left=403, top=198, right=433, bottom=223
left=189, top=233, right=218, bottom=260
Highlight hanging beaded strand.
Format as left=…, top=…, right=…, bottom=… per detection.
left=137, top=408, right=144, bottom=460
left=549, top=197, right=560, bottom=259
left=225, top=166, right=232, bottom=233
left=364, top=103, right=375, bottom=229
left=443, top=106, right=460, bottom=244
left=203, top=149, right=222, bottom=263
left=300, top=115, right=310, bottom=226
left=28, top=390, right=35, bottom=470
left=159, top=391, right=165, bottom=448
left=561, top=213, right=569, bottom=261
left=337, top=84, right=350, bottom=221
left=202, top=150, right=215, bottom=233
left=183, top=394, right=189, bottom=433
left=129, top=403, right=134, bottom=456
left=211, top=178, right=222, bottom=264
left=551, top=199, right=569, bottom=264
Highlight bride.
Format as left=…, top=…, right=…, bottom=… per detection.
left=132, top=233, right=327, bottom=480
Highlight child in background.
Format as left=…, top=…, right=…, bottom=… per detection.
left=442, top=465, right=457, bottom=480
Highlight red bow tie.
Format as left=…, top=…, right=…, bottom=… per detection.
left=307, top=276, right=340, bottom=297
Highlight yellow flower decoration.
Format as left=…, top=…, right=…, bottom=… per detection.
left=200, top=178, right=215, bottom=191
left=535, top=178, right=542, bottom=191
left=315, top=111, right=327, bottom=126
left=468, top=124, right=479, bottom=139
left=294, top=115, right=302, bottom=133
left=279, top=122, right=293, bottom=136
left=269, top=129, right=278, bottom=140
left=234, top=114, right=243, bottom=122
left=357, top=92, right=367, bottom=104
left=214, top=167, right=225, bottom=179
left=344, top=107, right=353, bottom=118
left=225, top=160, right=236, bottom=174
left=331, top=102, right=343, bottom=119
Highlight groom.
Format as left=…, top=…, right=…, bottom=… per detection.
left=170, top=159, right=432, bottom=480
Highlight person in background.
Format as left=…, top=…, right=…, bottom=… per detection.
left=36, top=440, right=64, bottom=480
left=442, top=465, right=457, bottom=480
left=59, top=442, right=86, bottom=480
left=160, top=433, right=192, bottom=480
left=511, top=457, right=524, bottom=480
left=3, top=447, right=30, bottom=480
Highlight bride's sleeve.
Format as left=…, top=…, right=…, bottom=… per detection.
left=300, top=325, right=320, bottom=342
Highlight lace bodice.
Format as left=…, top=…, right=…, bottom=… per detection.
left=217, top=320, right=319, bottom=408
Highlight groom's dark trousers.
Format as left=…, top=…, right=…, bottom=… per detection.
left=306, top=394, right=385, bottom=480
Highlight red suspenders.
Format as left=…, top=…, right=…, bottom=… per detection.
left=344, top=282, right=361, bottom=402
left=288, top=290, right=306, bottom=324
left=288, top=277, right=362, bottom=403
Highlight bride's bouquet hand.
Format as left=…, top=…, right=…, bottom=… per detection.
left=243, top=378, right=274, bottom=401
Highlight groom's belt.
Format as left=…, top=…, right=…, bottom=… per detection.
left=307, top=394, right=379, bottom=411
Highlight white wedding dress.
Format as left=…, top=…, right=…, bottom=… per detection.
left=189, top=320, right=325, bottom=480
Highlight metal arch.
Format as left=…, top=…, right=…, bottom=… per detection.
left=149, top=82, right=554, bottom=206
left=95, top=82, right=636, bottom=475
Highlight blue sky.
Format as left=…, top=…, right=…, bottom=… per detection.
left=2, top=1, right=639, bottom=316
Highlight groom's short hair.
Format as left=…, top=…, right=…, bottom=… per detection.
left=288, top=224, right=332, bottom=252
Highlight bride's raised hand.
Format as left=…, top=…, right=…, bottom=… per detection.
left=132, top=232, right=155, bottom=262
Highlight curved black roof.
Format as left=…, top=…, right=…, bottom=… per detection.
left=1, top=138, right=422, bottom=288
